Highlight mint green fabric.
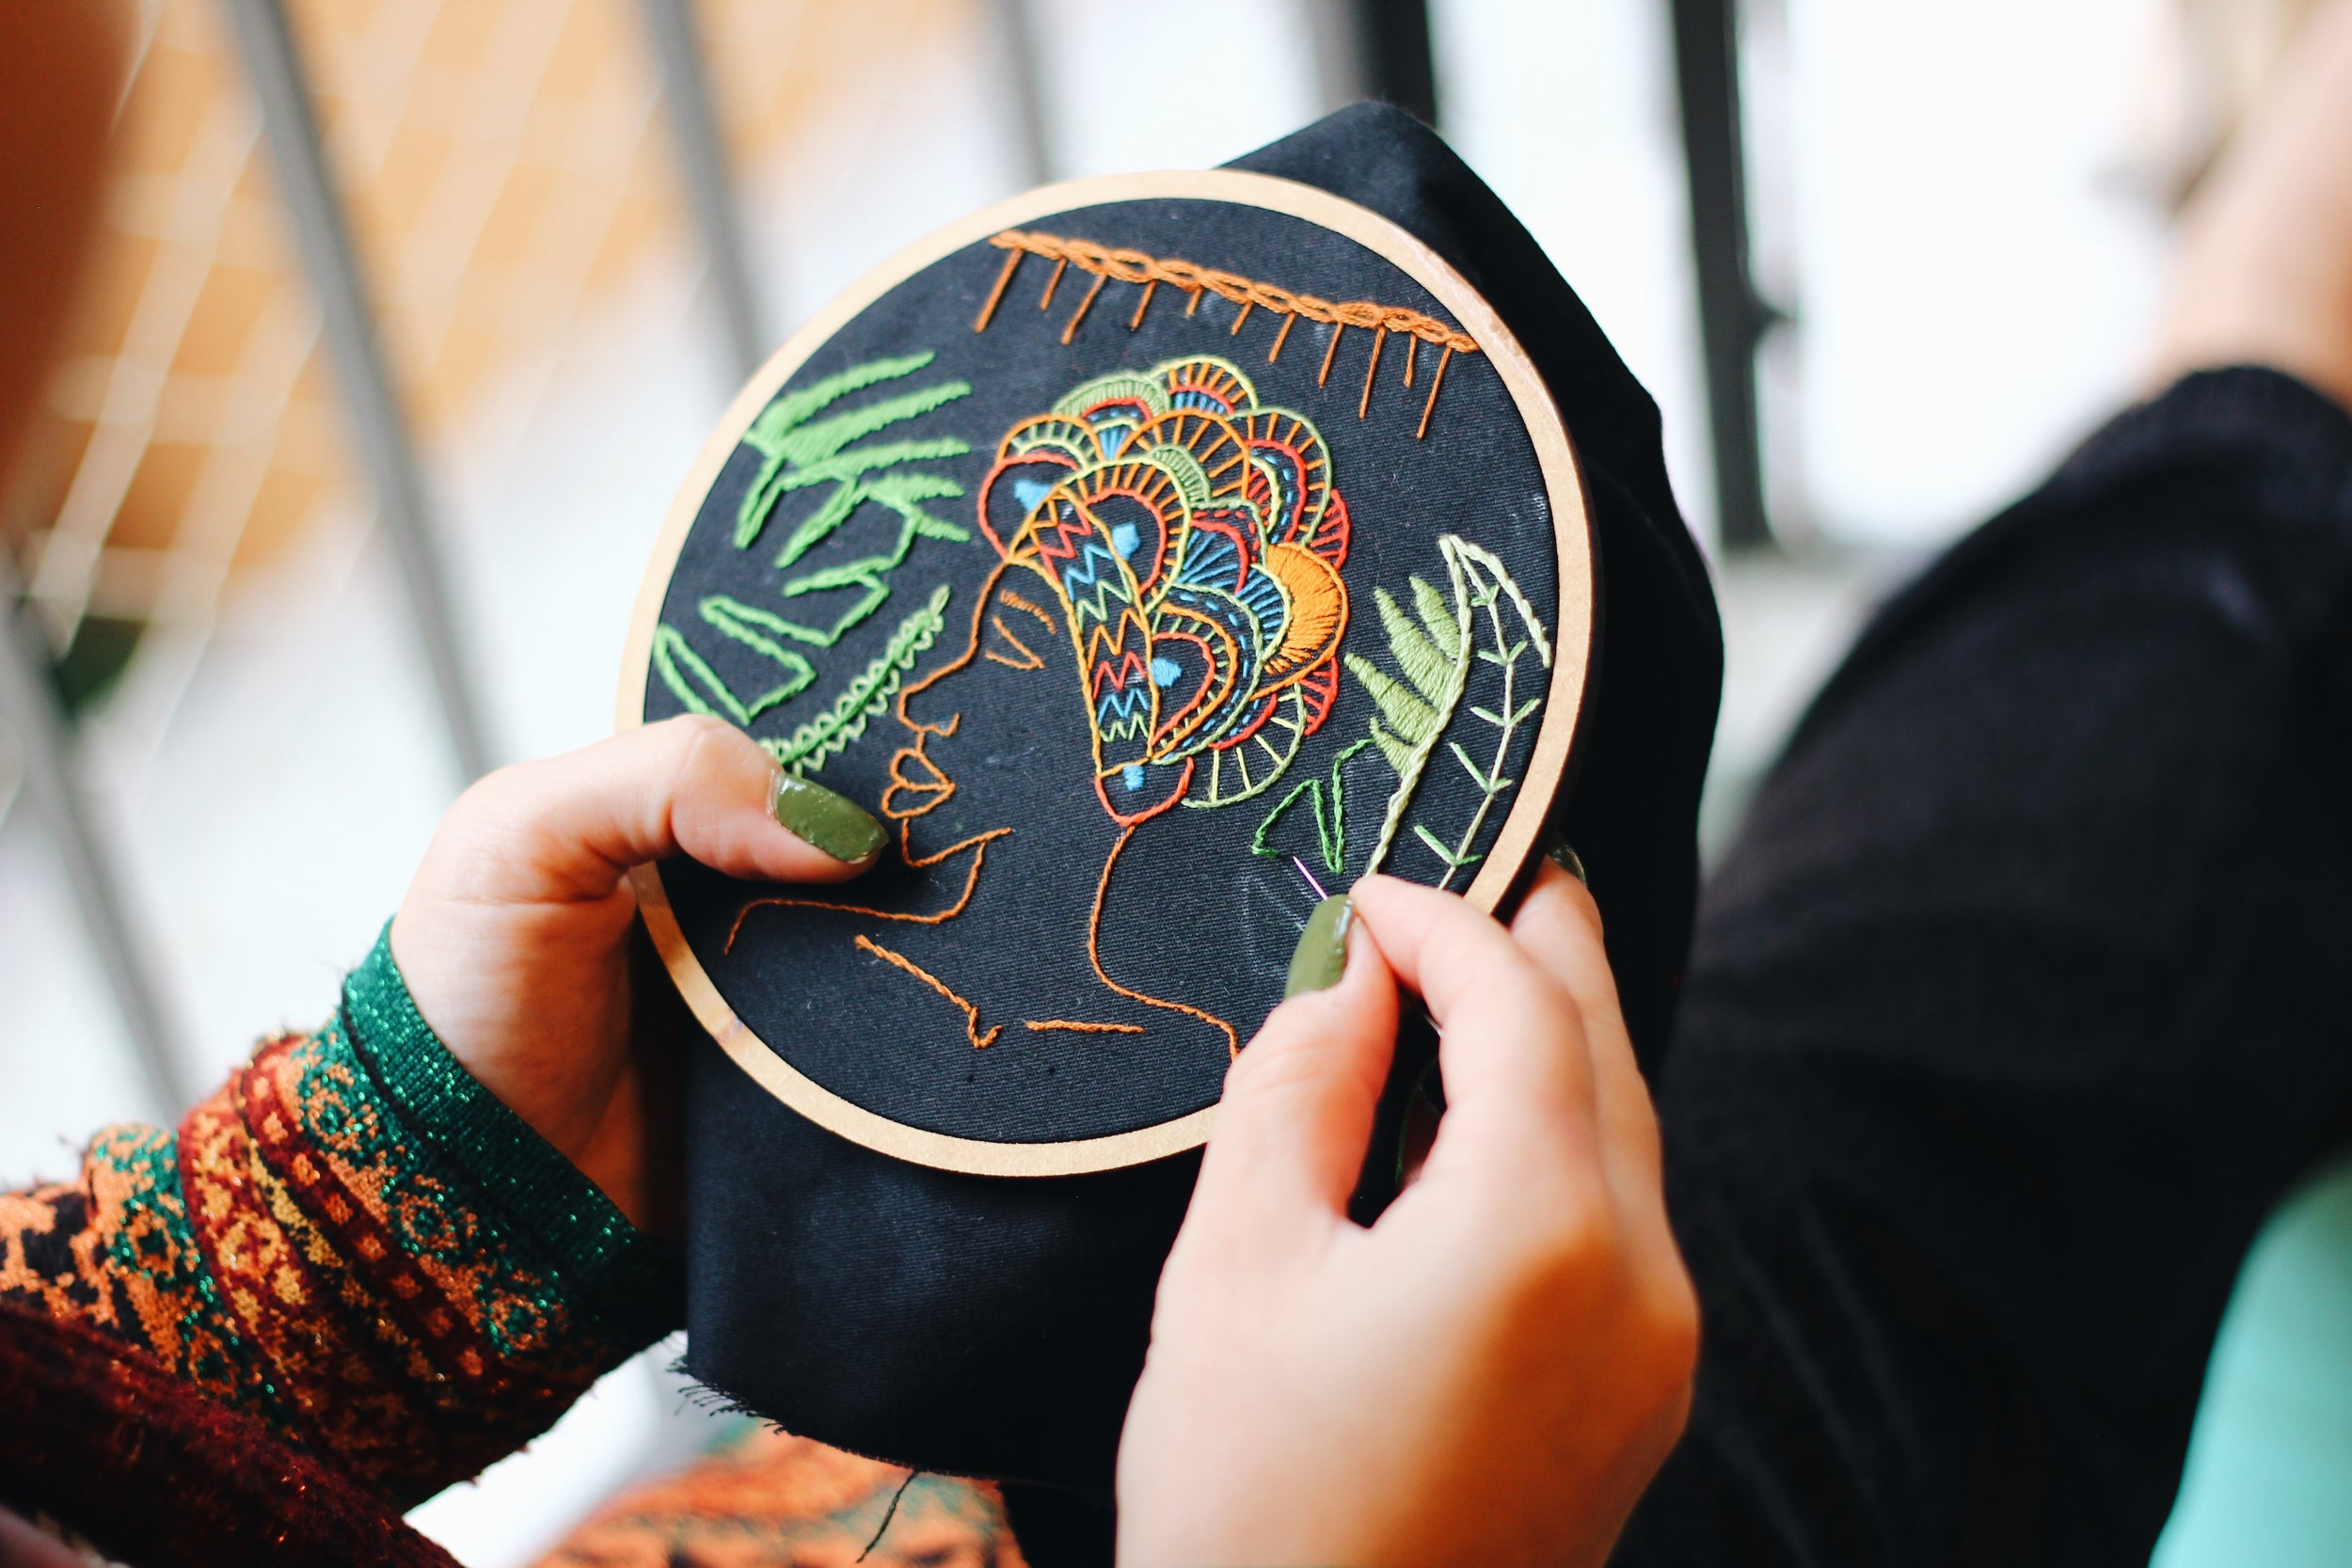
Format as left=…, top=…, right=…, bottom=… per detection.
left=341, top=923, right=683, bottom=1345
left=2153, top=1157, right=2352, bottom=1568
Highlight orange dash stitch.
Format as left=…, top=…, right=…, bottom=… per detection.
left=1061, top=271, right=1107, bottom=344
left=1416, top=345, right=1454, bottom=440
left=975, top=246, right=1023, bottom=332
left=1268, top=312, right=1295, bottom=362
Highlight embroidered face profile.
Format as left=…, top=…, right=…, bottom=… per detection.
left=622, top=169, right=1595, bottom=1176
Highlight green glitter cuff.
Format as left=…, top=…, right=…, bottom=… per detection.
left=341, top=922, right=683, bottom=1347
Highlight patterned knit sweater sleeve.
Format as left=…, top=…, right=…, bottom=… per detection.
left=0, top=926, right=684, bottom=1508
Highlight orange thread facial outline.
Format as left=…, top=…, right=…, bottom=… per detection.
left=856, top=935, right=1001, bottom=1050
left=724, top=817, right=1009, bottom=949
left=985, top=612, right=1046, bottom=670
left=1088, top=824, right=1239, bottom=1054
left=729, top=585, right=1029, bottom=946
left=999, top=586, right=1056, bottom=628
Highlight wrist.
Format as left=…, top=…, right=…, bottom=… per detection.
left=342, top=923, right=684, bottom=1344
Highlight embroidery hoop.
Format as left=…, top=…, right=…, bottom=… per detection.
left=618, top=168, right=1597, bottom=1177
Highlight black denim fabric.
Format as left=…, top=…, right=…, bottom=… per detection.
left=679, top=101, right=1723, bottom=1541
left=1620, top=367, right=2352, bottom=1565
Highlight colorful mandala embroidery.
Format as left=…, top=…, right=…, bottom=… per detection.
left=977, top=355, right=1352, bottom=823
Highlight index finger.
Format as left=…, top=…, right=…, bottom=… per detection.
left=1345, top=874, right=1597, bottom=1171
left=420, top=717, right=877, bottom=908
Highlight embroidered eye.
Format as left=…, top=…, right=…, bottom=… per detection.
left=984, top=588, right=1057, bottom=672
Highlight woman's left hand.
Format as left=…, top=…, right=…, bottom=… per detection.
left=389, top=715, right=882, bottom=1234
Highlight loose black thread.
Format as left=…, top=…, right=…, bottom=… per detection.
left=858, top=1468, right=922, bottom=1561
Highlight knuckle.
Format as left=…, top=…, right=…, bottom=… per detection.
left=1630, top=1265, right=1703, bottom=1387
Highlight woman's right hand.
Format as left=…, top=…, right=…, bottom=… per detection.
left=1116, top=863, right=1697, bottom=1567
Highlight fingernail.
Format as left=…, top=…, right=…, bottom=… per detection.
left=1546, top=837, right=1588, bottom=886
left=770, top=771, right=886, bottom=863
left=1284, top=895, right=1354, bottom=998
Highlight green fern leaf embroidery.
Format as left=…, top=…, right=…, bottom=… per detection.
left=731, top=353, right=971, bottom=651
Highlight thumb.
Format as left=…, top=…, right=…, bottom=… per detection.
left=411, top=715, right=881, bottom=910
left=1190, top=898, right=1400, bottom=1242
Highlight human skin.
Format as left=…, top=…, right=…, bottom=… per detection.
left=2152, top=0, right=2352, bottom=410
left=12, top=4, right=2352, bottom=1557
left=389, top=715, right=876, bottom=1233
left=1116, top=864, right=1700, bottom=1567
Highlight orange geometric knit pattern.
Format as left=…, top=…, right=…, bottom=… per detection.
left=0, top=1007, right=666, bottom=1506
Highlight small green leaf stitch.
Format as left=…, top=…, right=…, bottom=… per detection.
left=766, top=583, right=952, bottom=775
left=1270, top=532, right=1554, bottom=891
left=1251, top=736, right=1379, bottom=874
left=1419, top=535, right=1554, bottom=891
left=1412, top=822, right=1481, bottom=869
left=1352, top=558, right=1471, bottom=880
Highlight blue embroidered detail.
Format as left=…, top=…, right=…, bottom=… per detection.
left=1110, top=522, right=1141, bottom=558
left=1122, top=764, right=1145, bottom=791
left=1014, top=477, right=1053, bottom=512
left=1150, top=657, right=1182, bottom=688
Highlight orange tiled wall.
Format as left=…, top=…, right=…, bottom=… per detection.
left=3, top=0, right=957, bottom=655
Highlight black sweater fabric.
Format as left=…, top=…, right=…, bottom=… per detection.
left=1621, top=366, right=2352, bottom=1565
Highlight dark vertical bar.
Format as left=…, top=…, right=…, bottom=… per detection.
left=221, top=0, right=495, bottom=781
left=0, top=556, right=193, bottom=1115
left=1346, top=0, right=1439, bottom=126
left=989, top=0, right=1054, bottom=187
left=1671, top=0, right=1773, bottom=549
left=639, top=0, right=766, bottom=380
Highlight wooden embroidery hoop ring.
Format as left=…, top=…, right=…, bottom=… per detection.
left=617, top=167, right=1597, bottom=1178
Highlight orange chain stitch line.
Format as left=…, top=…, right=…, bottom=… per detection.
left=855, top=934, right=1001, bottom=1050
left=974, top=229, right=1481, bottom=356
left=973, top=230, right=1476, bottom=439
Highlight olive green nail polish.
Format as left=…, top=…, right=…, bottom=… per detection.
left=1547, top=837, right=1588, bottom=886
left=1285, top=895, right=1354, bottom=998
left=770, top=771, right=886, bottom=863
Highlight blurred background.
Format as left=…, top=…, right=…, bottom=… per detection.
left=1, top=0, right=2344, bottom=1561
